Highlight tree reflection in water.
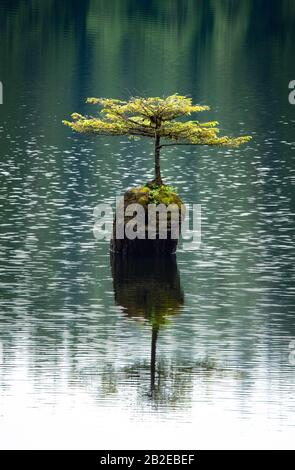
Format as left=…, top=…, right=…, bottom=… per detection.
left=111, top=254, right=186, bottom=402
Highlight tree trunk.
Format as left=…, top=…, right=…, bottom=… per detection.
left=154, top=134, right=162, bottom=185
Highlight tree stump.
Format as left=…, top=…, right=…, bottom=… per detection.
left=110, top=183, right=184, bottom=257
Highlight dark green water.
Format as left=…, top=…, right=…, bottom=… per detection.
left=0, top=0, right=295, bottom=449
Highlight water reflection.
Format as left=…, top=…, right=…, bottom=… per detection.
left=0, top=0, right=295, bottom=449
left=111, top=255, right=184, bottom=400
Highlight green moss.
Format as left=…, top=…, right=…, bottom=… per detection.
left=131, top=183, right=182, bottom=207
left=138, top=195, right=149, bottom=205
left=140, top=186, right=150, bottom=193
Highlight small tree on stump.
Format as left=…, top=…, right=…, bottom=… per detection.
left=63, top=94, right=251, bottom=185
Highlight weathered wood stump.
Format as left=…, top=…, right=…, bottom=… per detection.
left=110, top=183, right=184, bottom=257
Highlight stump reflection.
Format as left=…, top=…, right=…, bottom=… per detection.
left=111, top=254, right=184, bottom=395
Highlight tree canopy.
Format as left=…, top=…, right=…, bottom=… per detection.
left=63, top=94, right=251, bottom=148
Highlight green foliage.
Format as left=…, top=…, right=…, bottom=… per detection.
left=130, top=184, right=182, bottom=207
left=63, top=94, right=251, bottom=148
left=145, top=184, right=179, bottom=206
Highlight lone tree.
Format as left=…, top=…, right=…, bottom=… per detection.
left=63, top=94, right=251, bottom=185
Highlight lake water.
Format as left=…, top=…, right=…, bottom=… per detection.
left=0, top=0, right=295, bottom=449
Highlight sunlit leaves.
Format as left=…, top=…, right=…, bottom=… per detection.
left=63, top=94, right=251, bottom=147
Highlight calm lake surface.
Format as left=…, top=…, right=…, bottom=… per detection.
left=0, top=0, right=295, bottom=449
